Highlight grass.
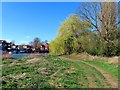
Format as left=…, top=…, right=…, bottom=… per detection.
left=1, top=55, right=118, bottom=88
left=63, top=54, right=118, bottom=79
left=83, top=59, right=118, bottom=78
left=2, top=58, right=32, bottom=64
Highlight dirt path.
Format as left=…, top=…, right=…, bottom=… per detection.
left=59, top=56, right=118, bottom=88
left=87, top=75, right=97, bottom=88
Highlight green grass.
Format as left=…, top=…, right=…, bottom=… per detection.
left=1, top=55, right=118, bottom=88
left=2, top=58, right=32, bottom=64
left=64, top=54, right=118, bottom=79
left=83, top=59, right=118, bottom=78
left=2, top=56, right=80, bottom=88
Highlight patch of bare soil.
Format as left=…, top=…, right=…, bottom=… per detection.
left=82, top=61, right=118, bottom=88
left=107, top=56, right=119, bottom=65
left=67, top=53, right=95, bottom=60
left=94, top=73, right=111, bottom=88
left=37, top=68, right=48, bottom=74
left=26, top=58, right=40, bottom=64
left=9, top=62, right=21, bottom=67
left=2, top=54, right=15, bottom=59
left=59, top=57, right=80, bottom=62
left=9, top=73, right=27, bottom=80
left=24, top=53, right=41, bottom=58
left=59, top=56, right=118, bottom=88
left=87, top=75, right=97, bottom=88
left=69, top=53, right=119, bottom=65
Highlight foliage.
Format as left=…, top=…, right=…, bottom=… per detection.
left=83, top=59, right=118, bottom=78
left=50, top=2, right=119, bottom=57
left=50, top=15, right=92, bottom=55
left=77, top=2, right=119, bottom=56
left=29, top=37, right=42, bottom=52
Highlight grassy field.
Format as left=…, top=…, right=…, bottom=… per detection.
left=1, top=55, right=119, bottom=88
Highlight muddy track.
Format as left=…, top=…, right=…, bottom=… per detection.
left=87, top=75, right=97, bottom=88
left=59, top=57, right=118, bottom=88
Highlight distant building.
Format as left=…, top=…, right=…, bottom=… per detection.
left=39, top=43, right=49, bottom=53
left=0, top=40, right=49, bottom=54
left=45, top=43, right=49, bottom=50
left=0, top=40, right=33, bottom=53
left=0, top=40, right=15, bottom=52
left=18, top=45, right=33, bottom=53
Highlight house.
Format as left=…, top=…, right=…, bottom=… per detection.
left=18, top=45, right=33, bottom=53
left=45, top=43, right=49, bottom=50
left=0, top=40, right=49, bottom=54
left=0, top=40, right=15, bottom=52
left=0, top=40, right=7, bottom=51
left=39, top=43, right=49, bottom=53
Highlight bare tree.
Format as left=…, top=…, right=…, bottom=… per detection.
left=77, top=2, right=119, bottom=36
left=28, top=37, right=41, bottom=52
left=77, top=2, right=119, bottom=56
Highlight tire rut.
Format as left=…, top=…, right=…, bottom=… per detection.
left=87, top=75, right=97, bottom=88
left=59, top=56, right=118, bottom=88
left=81, top=61, right=118, bottom=88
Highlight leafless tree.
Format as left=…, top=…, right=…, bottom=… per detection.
left=77, top=2, right=119, bottom=56
left=77, top=2, right=119, bottom=36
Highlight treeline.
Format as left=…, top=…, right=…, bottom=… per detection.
left=29, top=37, right=48, bottom=52
left=49, top=2, right=120, bottom=56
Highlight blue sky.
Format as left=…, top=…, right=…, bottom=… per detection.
left=2, top=2, right=81, bottom=44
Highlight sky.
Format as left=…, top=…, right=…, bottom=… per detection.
left=2, top=2, right=81, bottom=45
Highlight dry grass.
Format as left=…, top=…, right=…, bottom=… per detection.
left=26, top=58, right=40, bottom=64
left=23, top=53, right=41, bottom=58
left=10, top=73, right=27, bottom=80
left=70, top=53, right=119, bottom=65
left=9, top=62, right=21, bottom=67
left=2, top=54, right=14, bottom=59
left=107, top=56, right=119, bottom=64
left=37, top=68, right=48, bottom=74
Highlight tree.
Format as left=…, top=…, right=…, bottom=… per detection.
left=50, top=15, right=92, bottom=54
left=100, top=2, right=118, bottom=56
left=30, top=37, right=42, bottom=52
left=78, top=2, right=119, bottom=35
left=41, top=40, right=48, bottom=45
left=78, top=2, right=119, bottom=56
left=50, top=2, right=119, bottom=56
